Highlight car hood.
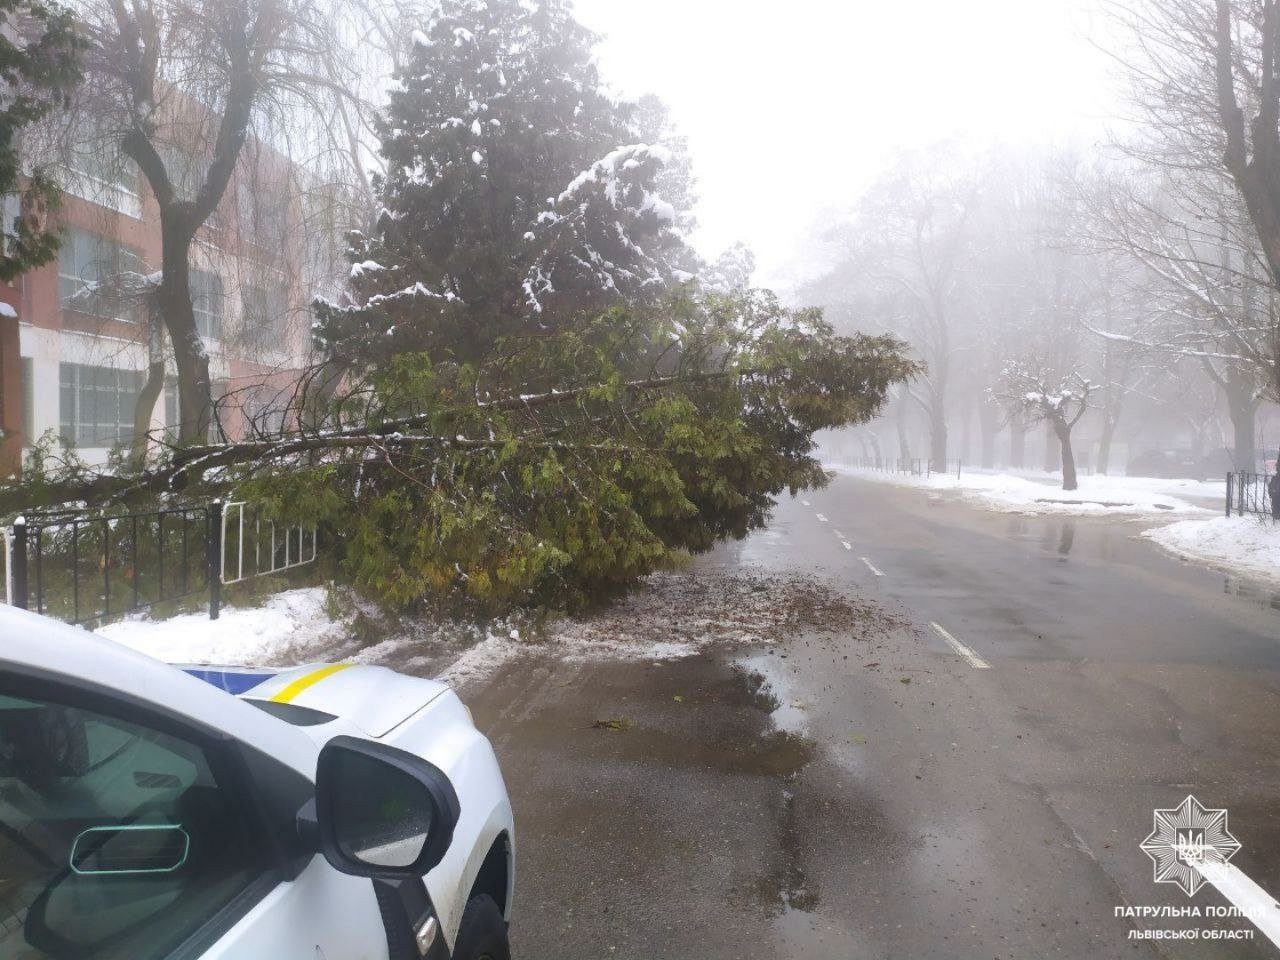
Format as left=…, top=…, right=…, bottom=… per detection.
left=184, top=662, right=449, bottom=738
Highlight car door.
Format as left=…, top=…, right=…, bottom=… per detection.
left=0, top=673, right=387, bottom=960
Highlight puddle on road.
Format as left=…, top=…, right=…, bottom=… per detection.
left=1223, top=576, right=1280, bottom=612
left=748, top=788, right=819, bottom=916
left=738, top=652, right=808, bottom=735
left=1003, top=515, right=1121, bottom=562
left=1000, top=512, right=1280, bottom=621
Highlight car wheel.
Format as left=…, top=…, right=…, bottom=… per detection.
left=451, top=894, right=510, bottom=960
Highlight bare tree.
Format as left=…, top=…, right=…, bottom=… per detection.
left=996, top=367, right=1093, bottom=490
left=54, top=0, right=398, bottom=444
left=818, top=144, right=982, bottom=465
left=1087, top=167, right=1274, bottom=468
left=1108, top=0, right=1280, bottom=410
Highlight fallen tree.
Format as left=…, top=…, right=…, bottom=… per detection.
left=8, top=291, right=917, bottom=612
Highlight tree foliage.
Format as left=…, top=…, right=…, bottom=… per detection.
left=314, top=0, right=697, bottom=368
left=0, top=0, right=84, bottom=281
left=255, top=293, right=915, bottom=613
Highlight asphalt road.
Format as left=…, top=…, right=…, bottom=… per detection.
left=463, top=474, right=1280, bottom=959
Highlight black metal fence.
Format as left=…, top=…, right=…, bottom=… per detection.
left=1226, top=472, right=1278, bottom=519
left=847, top=457, right=963, bottom=479
left=6, top=503, right=224, bottom=625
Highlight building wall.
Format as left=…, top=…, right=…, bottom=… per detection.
left=0, top=283, right=21, bottom=477
left=15, top=134, right=321, bottom=468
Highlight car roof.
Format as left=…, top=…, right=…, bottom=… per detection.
left=0, top=604, right=316, bottom=776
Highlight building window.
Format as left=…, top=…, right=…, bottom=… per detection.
left=244, top=384, right=288, bottom=437
left=59, top=362, right=143, bottom=448
left=65, top=132, right=141, bottom=217
left=58, top=227, right=144, bottom=322
left=191, top=268, right=224, bottom=340
left=241, top=284, right=290, bottom=346
left=237, top=179, right=288, bottom=251
left=21, top=357, right=33, bottom=443
left=2, top=193, right=18, bottom=257
left=164, top=378, right=179, bottom=440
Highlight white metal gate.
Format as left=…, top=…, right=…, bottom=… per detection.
left=220, top=501, right=317, bottom=586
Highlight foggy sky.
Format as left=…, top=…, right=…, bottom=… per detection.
left=573, top=0, right=1118, bottom=290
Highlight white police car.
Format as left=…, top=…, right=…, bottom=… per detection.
left=0, top=605, right=515, bottom=960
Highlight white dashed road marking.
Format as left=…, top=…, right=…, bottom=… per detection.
left=841, top=540, right=853, bottom=551
left=1194, top=859, right=1280, bottom=950
left=834, top=529, right=846, bottom=539
left=815, top=513, right=828, bottom=522
left=801, top=500, right=811, bottom=506
left=860, top=556, right=883, bottom=575
left=929, top=622, right=990, bottom=670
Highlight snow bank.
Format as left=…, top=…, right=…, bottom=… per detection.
left=96, top=588, right=343, bottom=666
left=1143, top=516, right=1280, bottom=585
left=829, top=464, right=1216, bottom=518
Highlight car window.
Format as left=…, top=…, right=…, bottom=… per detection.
left=0, top=693, right=269, bottom=960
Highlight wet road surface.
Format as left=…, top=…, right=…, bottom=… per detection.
left=461, top=474, right=1280, bottom=959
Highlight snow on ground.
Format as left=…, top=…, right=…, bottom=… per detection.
left=1143, top=516, right=1280, bottom=585
left=96, top=588, right=345, bottom=666
left=96, top=586, right=511, bottom=683
left=96, top=571, right=903, bottom=693
left=828, top=463, right=1218, bottom=517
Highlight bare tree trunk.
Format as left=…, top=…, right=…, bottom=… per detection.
left=1221, top=362, right=1259, bottom=471
left=929, top=403, right=947, bottom=465
left=978, top=401, right=998, bottom=469
left=1055, top=419, right=1078, bottom=491
left=896, top=395, right=911, bottom=461
left=1043, top=421, right=1061, bottom=473
left=156, top=224, right=212, bottom=443
left=1216, top=0, right=1280, bottom=288
left=1096, top=413, right=1118, bottom=476
left=1227, top=390, right=1257, bottom=471
left=1009, top=411, right=1025, bottom=470
left=130, top=306, right=167, bottom=466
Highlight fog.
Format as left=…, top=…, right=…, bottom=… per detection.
left=576, top=0, right=1116, bottom=288
left=579, top=0, right=1280, bottom=481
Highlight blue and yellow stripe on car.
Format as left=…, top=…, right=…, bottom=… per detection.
left=268, top=663, right=353, bottom=704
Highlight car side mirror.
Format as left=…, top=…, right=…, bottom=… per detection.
left=314, top=736, right=460, bottom=879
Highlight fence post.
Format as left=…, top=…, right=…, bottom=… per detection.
left=11, top=517, right=27, bottom=610
left=957, top=459, right=962, bottom=481
left=208, top=501, right=223, bottom=621
left=1226, top=473, right=1233, bottom=517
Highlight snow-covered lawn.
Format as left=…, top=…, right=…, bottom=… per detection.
left=827, top=463, right=1219, bottom=517
left=96, top=588, right=347, bottom=665
left=1142, top=516, right=1280, bottom=585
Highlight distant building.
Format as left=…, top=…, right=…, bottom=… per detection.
left=2, top=114, right=350, bottom=476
